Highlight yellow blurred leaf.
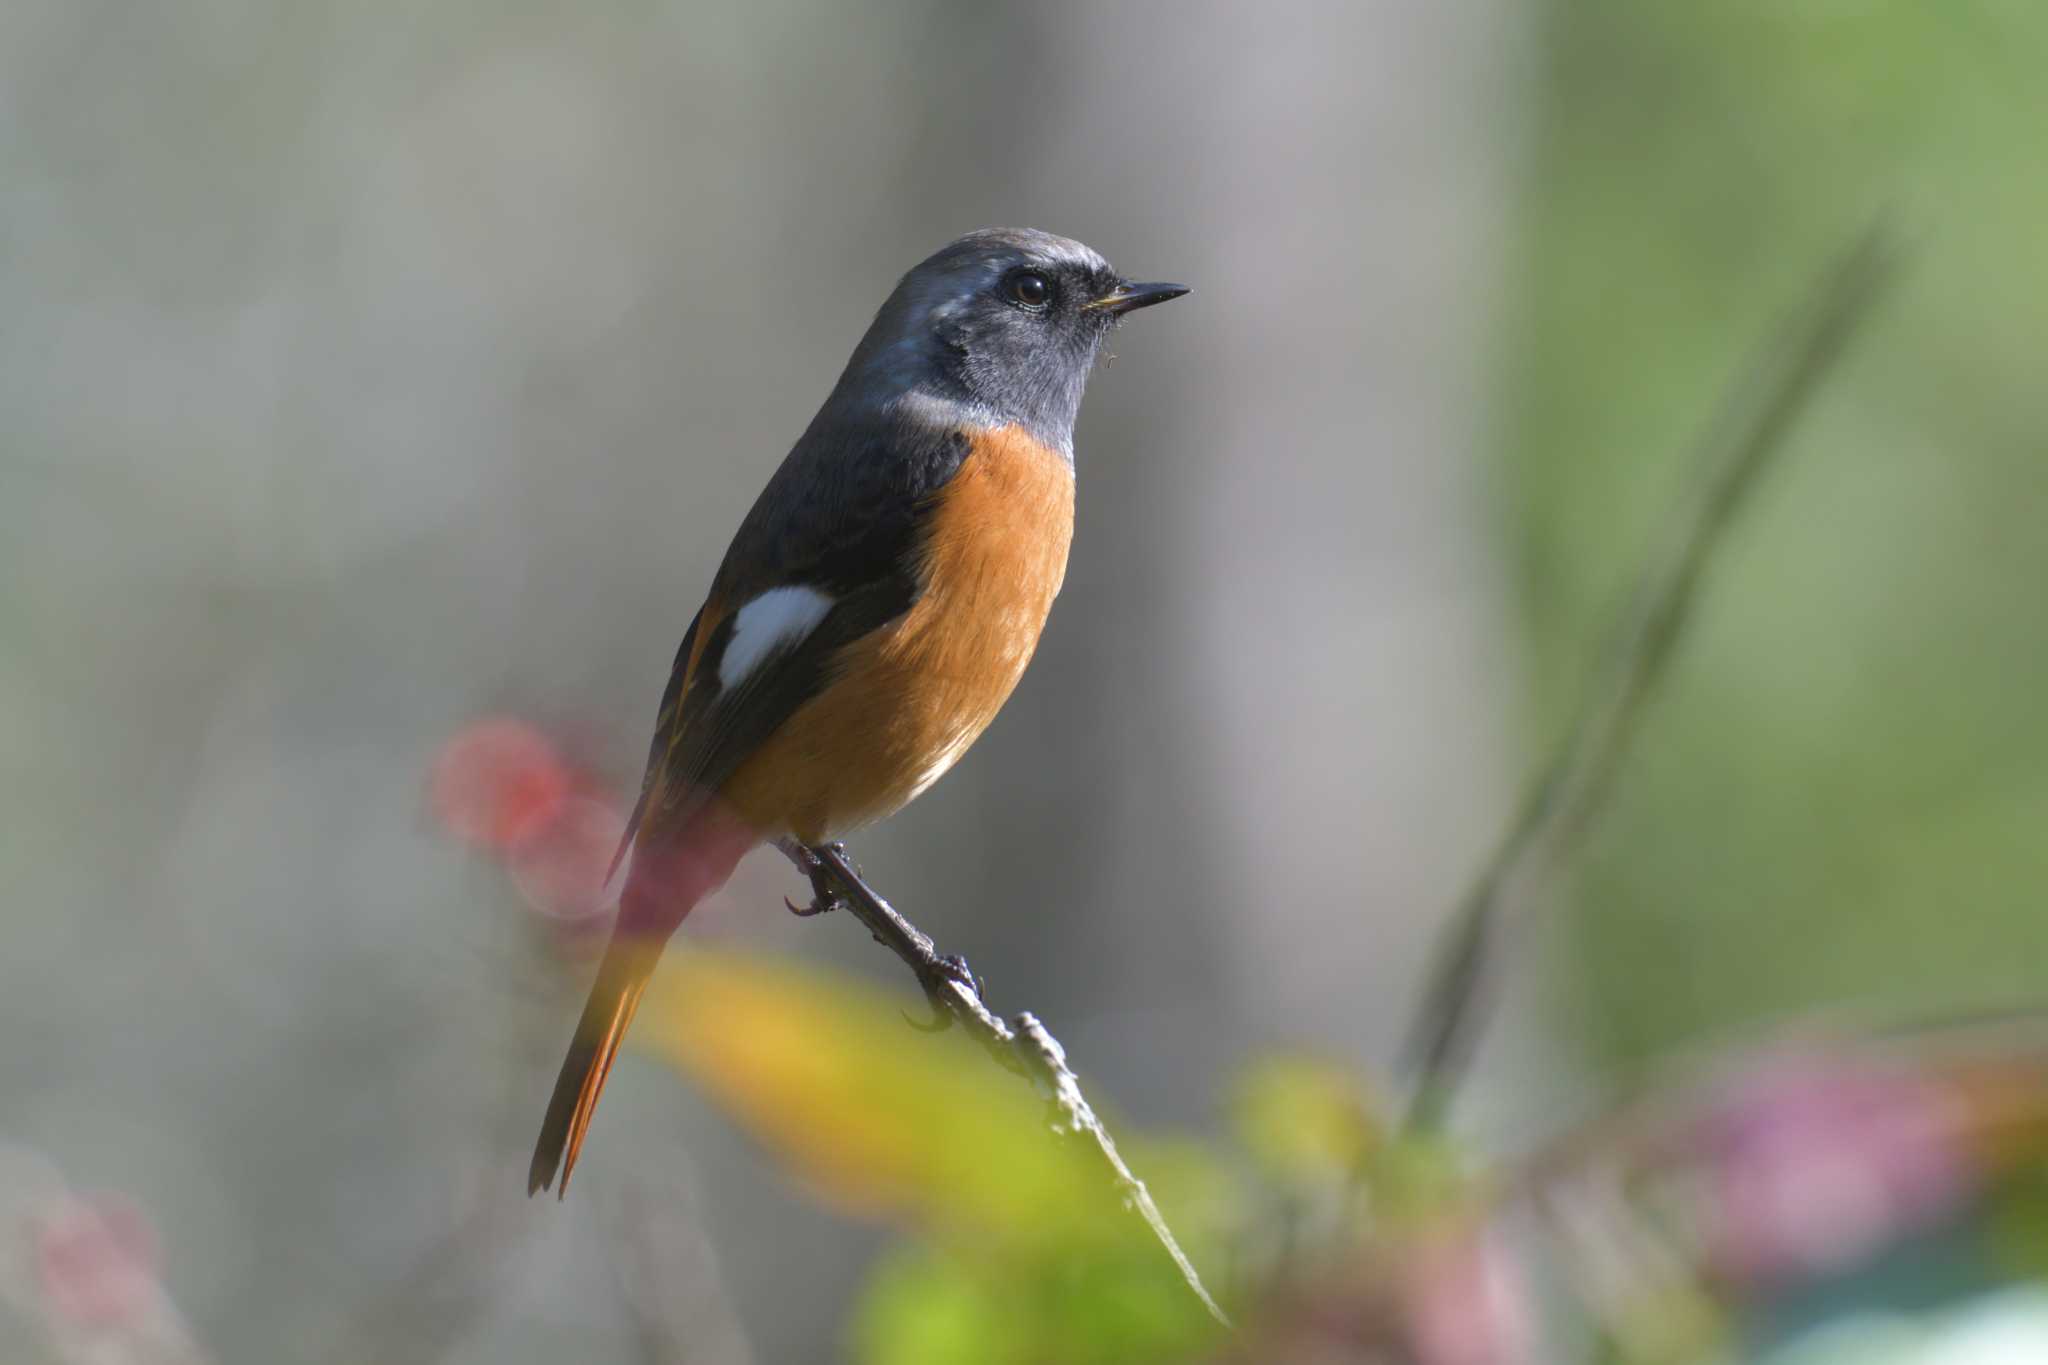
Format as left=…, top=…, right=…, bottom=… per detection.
left=637, top=948, right=1112, bottom=1244
left=1229, top=1054, right=1382, bottom=1182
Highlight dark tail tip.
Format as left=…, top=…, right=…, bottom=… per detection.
left=528, top=1037, right=591, bottom=1199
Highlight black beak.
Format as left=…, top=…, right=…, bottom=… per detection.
left=1088, top=280, right=1191, bottom=316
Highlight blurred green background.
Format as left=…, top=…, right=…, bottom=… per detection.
left=1502, top=2, right=2048, bottom=1075
left=2, top=1, right=2044, bottom=1361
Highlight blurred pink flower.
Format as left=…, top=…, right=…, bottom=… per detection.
left=430, top=716, right=573, bottom=850
left=432, top=715, right=634, bottom=956
left=1691, top=1055, right=1971, bottom=1286
left=1403, top=1226, right=1534, bottom=1365
left=31, top=1192, right=160, bottom=1331
left=509, top=792, right=627, bottom=935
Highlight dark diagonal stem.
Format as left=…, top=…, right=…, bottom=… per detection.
left=780, top=841, right=1232, bottom=1328
left=1402, top=220, right=1905, bottom=1131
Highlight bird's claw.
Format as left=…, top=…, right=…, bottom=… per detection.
left=782, top=841, right=852, bottom=917
left=902, top=954, right=983, bottom=1033
left=901, top=1001, right=951, bottom=1033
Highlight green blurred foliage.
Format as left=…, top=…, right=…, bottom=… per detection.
left=641, top=953, right=1527, bottom=1362
left=638, top=947, right=2048, bottom=1363
left=1505, top=2, right=2048, bottom=1072
left=852, top=1240, right=1223, bottom=1365
left=1228, top=1054, right=1382, bottom=1184
left=639, top=950, right=1236, bottom=1362
left=1598, top=1288, right=1728, bottom=1365
left=644, top=950, right=1129, bottom=1249
left=1986, top=1166, right=2048, bottom=1284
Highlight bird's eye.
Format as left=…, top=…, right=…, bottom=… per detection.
left=1005, top=271, right=1052, bottom=309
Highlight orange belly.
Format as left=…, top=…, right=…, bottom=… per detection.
left=718, top=425, right=1076, bottom=842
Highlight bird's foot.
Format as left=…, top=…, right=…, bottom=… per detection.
left=933, top=952, right=984, bottom=1000
left=783, top=894, right=837, bottom=918
left=780, top=840, right=853, bottom=917
left=904, top=953, right=984, bottom=1033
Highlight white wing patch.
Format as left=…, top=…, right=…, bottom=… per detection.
left=718, top=586, right=835, bottom=691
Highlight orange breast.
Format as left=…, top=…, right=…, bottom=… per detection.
left=718, top=424, right=1076, bottom=842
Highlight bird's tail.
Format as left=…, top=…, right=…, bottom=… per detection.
left=527, top=935, right=657, bottom=1197
left=528, top=804, right=756, bottom=1198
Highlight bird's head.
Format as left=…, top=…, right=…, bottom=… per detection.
left=840, top=227, right=1187, bottom=453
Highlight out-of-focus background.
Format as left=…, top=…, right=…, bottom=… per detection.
left=3, top=3, right=2044, bottom=1362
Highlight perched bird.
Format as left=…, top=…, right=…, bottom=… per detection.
left=529, top=228, right=1187, bottom=1196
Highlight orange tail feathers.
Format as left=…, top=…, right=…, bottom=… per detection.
left=528, top=937, right=658, bottom=1197
left=528, top=803, right=756, bottom=1198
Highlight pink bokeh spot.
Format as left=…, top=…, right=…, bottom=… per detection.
left=1404, top=1226, right=1534, bottom=1365
left=1693, top=1055, right=1971, bottom=1286
left=30, top=1192, right=161, bottom=1330
left=509, top=793, right=627, bottom=934
left=430, top=716, right=573, bottom=850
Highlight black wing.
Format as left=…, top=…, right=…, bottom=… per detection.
left=618, top=416, right=969, bottom=849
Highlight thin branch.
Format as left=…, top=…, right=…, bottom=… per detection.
left=781, top=841, right=1233, bottom=1329
left=1401, top=219, right=1906, bottom=1132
